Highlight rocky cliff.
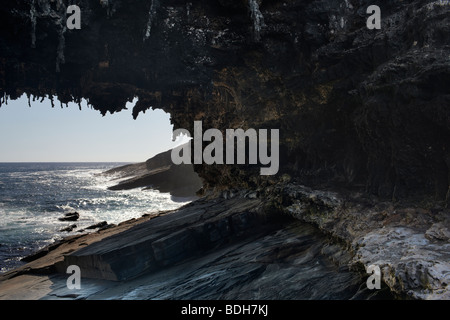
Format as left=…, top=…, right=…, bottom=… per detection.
left=1, top=0, right=448, bottom=201
left=103, top=146, right=203, bottom=198
left=0, top=0, right=449, bottom=300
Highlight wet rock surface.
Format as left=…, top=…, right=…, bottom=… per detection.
left=58, top=212, right=79, bottom=222
left=70, top=222, right=389, bottom=300
left=0, top=196, right=391, bottom=300
left=0, top=185, right=448, bottom=299
left=85, top=221, right=108, bottom=230
left=58, top=195, right=278, bottom=281
left=59, top=224, right=77, bottom=232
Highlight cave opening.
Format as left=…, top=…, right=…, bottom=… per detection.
left=0, top=94, right=182, bottom=163
left=0, top=92, right=204, bottom=201
left=0, top=92, right=203, bottom=272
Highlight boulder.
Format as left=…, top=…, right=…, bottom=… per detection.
left=85, top=221, right=108, bottom=230
left=60, top=224, right=77, bottom=232
left=58, top=212, right=79, bottom=222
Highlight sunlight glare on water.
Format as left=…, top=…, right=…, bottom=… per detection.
left=0, top=163, right=191, bottom=273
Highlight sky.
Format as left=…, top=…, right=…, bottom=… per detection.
left=0, top=95, right=186, bottom=163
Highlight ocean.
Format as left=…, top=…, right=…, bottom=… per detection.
left=0, top=162, right=190, bottom=273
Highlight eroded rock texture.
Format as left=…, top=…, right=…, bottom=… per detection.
left=0, top=0, right=449, bottom=200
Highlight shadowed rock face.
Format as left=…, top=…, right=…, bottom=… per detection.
left=0, top=0, right=449, bottom=201
left=103, top=147, right=203, bottom=198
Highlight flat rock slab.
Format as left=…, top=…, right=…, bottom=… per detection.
left=0, top=222, right=382, bottom=300
left=58, top=197, right=270, bottom=281
left=0, top=213, right=163, bottom=282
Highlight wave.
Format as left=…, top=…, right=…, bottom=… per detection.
left=55, top=204, right=78, bottom=212
left=0, top=163, right=190, bottom=273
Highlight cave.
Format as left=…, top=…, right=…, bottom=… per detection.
left=0, top=0, right=449, bottom=302
left=1, top=0, right=448, bottom=201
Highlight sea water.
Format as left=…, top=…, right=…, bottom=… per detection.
left=0, top=162, right=189, bottom=273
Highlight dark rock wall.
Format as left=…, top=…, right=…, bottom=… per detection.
left=0, top=0, right=449, bottom=201
left=105, top=148, right=203, bottom=198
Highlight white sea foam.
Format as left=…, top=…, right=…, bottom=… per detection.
left=0, top=163, right=190, bottom=272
